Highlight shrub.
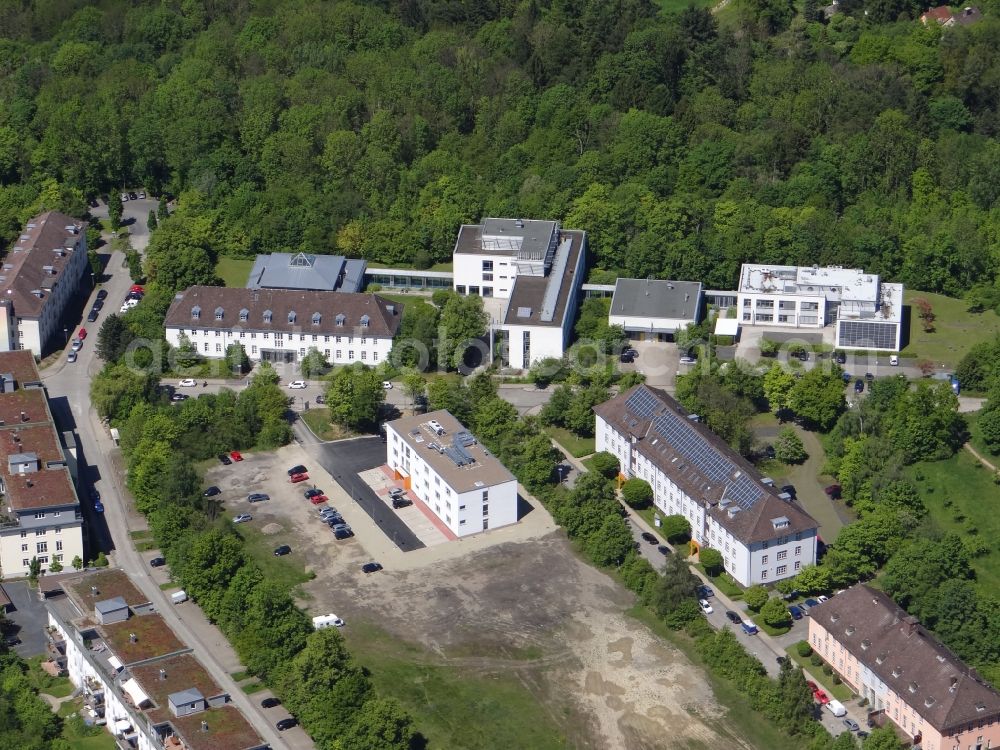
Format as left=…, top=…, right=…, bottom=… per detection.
left=832, top=674, right=842, bottom=685
left=589, top=451, right=620, bottom=479
left=796, top=641, right=813, bottom=658
left=822, top=664, right=833, bottom=676
left=700, top=548, right=724, bottom=576
left=810, top=654, right=823, bottom=667
left=661, top=514, right=691, bottom=544
left=621, top=478, right=653, bottom=509
left=744, top=585, right=769, bottom=612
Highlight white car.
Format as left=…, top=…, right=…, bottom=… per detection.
left=120, top=192, right=129, bottom=202
left=288, top=380, right=307, bottom=389
left=889, top=355, right=899, bottom=366
left=383, top=381, right=393, bottom=390
left=70, top=339, right=82, bottom=351
left=67, top=351, right=77, bottom=363
left=138, top=191, right=146, bottom=199
left=817, top=595, right=829, bottom=603
left=233, top=513, right=252, bottom=524
left=699, top=599, right=714, bottom=615
left=178, top=378, right=197, bottom=388
left=679, top=356, right=697, bottom=365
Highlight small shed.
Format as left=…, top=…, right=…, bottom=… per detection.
left=94, top=596, right=129, bottom=625
left=168, top=687, right=206, bottom=718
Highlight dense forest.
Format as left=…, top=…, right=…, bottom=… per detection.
left=1, top=0, right=999, bottom=296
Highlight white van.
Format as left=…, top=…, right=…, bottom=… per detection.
left=826, top=699, right=847, bottom=717
left=171, top=590, right=188, bottom=604
left=312, top=613, right=345, bottom=630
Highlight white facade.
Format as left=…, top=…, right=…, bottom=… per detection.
left=453, top=251, right=517, bottom=300
left=595, top=387, right=818, bottom=587
left=503, top=322, right=569, bottom=370
left=385, top=411, right=518, bottom=537
left=0, top=513, right=84, bottom=578
left=164, top=325, right=394, bottom=366
left=736, top=264, right=902, bottom=351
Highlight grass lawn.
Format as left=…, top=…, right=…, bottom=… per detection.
left=242, top=682, right=265, bottom=694
left=626, top=606, right=806, bottom=750
left=544, top=426, right=595, bottom=458
left=345, top=621, right=567, bottom=750
left=367, top=260, right=453, bottom=273
left=215, top=256, right=254, bottom=287
left=902, top=290, right=1000, bottom=369
left=236, top=525, right=313, bottom=594
left=231, top=670, right=250, bottom=681
left=904, top=451, right=1000, bottom=597
left=135, top=540, right=159, bottom=552
left=748, top=613, right=791, bottom=637
left=964, top=412, right=995, bottom=462
left=658, top=0, right=714, bottom=12
left=787, top=648, right=853, bottom=702
left=61, top=713, right=117, bottom=750
left=26, top=656, right=74, bottom=698
left=373, top=291, right=432, bottom=307
left=301, top=408, right=359, bottom=441
left=129, top=530, right=151, bottom=540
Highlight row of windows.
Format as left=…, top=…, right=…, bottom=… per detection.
left=192, top=307, right=370, bottom=327
left=758, top=562, right=801, bottom=580
left=761, top=548, right=800, bottom=564
left=455, top=285, right=494, bottom=297
left=22, top=554, right=61, bottom=567
left=21, top=526, right=65, bottom=537
left=21, top=540, right=62, bottom=553
left=180, top=329, right=377, bottom=345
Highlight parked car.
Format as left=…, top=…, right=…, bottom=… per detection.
left=276, top=718, right=297, bottom=731
left=696, top=585, right=714, bottom=599
left=817, top=595, right=829, bottom=603
left=865, top=372, right=875, bottom=381
left=290, top=472, right=309, bottom=483
left=230, top=450, right=243, bottom=462
left=179, top=378, right=197, bottom=387
left=362, top=562, right=383, bottom=574
left=813, top=689, right=830, bottom=705
left=67, top=352, right=77, bottom=363
left=382, top=381, right=393, bottom=389
left=698, top=599, right=714, bottom=615
left=273, top=545, right=292, bottom=556
left=334, top=528, right=354, bottom=539
left=287, top=464, right=307, bottom=476
left=87, top=309, right=99, bottom=322
left=247, top=493, right=269, bottom=503
left=233, top=514, right=252, bottom=524
left=319, top=508, right=339, bottom=518
left=678, top=356, right=697, bottom=365
left=120, top=192, right=129, bottom=202
left=261, top=697, right=280, bottom=708
left=619, top=353, right=635, bottom=364
left=725, top=610, right=742, bottom=624
left=793, top=349, right=809, bottom=361
left=94, top=501, right=104, bottom=513
left=309, top=494, right=329, bottom=505
left=889, top=354, right=899, bottom=366
left=854, top=379, right=864, bottom=393
left=150, top=557, right=166, bottom=567
left=640, top=532, right=657, bottom=544
left=843, top=718, right=860, bottom=732
left=288, top=380, right=307, bottom=389
left=656, top=545, right=671, bottom=555
left=96, top=289, right=108, bottom=300
left=803, top=597, right=820, bottom=609
left=834, top=351, right=847, bottom=364
left=623, top=348, right=638, bottom=358
left=304, top=488, right=324, bottom=499
left=217, top=453, right=231, bottom=464
left=763, top=444, right=776, bottom=459
left=740, top=620, right=758, bottom=635
left=824, top=484, right=842, bottom=499
left=203, top=486, right=221, bottom=497
left=788, top=605, right=804, bottom=620
left=780, top=484, right=796, bottom=497
left=841, top=371, right=852, bottom=383
left=77, top=327, right=87, bottom=339
left=137, top=191, right=146, bottom=199
left=392, top=496, right=412, bottom=509
left=71, top=339, right=82, bottom=351
left=128, top=192, right=138, bottom=200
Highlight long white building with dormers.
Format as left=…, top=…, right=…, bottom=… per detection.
left=163, top=287, right=402, bottom=366
left=595, top=384, right=818, bottom=587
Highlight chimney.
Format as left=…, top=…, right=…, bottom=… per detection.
left=159, top=669, right=167, bottom=681
left=90, top=586, right=98, bottom=596
left=129, top=633, right=137, bottom=643
left=200, top=720, right=209, bottom=733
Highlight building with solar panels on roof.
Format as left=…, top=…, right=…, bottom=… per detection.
left=594, top=384, right=819, bottom=587
left=451, top=218, right=587, bottom=369
left=385, top=410, right=518, bottom=537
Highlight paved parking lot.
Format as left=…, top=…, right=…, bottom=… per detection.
left=2, top=581, right=54, bottom=658
left=358, top=468, right=450, bottom=547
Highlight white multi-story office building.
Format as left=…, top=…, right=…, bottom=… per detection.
left=0, top=351, right=84, bottom=578
left=595, top=385, right=818, bottom=587
left=164, top=287, right=402, bottom=366
left=385, top=410, right=518, bottom=537
left=0, top=211, right=89, bottom=356
left=736, top=264, right=903, bottom=351
left=452, top=218, right=586, bottom=368
left=46, top=569, right=266, bottom=750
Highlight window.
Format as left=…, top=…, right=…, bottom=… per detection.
left=203, top=342, right=209, bottom=351
left=460, top=519, right=466, bottom=525
left=483, top=287, right=493, bottom=297
left=794, top=545, right=801, bottom=555
left=373, top=352, right=379, bottom=361
left=288, top=311, right=297, bottom=324
left=469, top=285, right=480, bottom=296
left=482, top=490, right=489, bottom=501
left=35, top=529, right=44, bottom=536
left=263, top=309, right=273, bottom=323
left=22, top=559, right=28, bottom=568
left=776, top=550, right=787, bottom=560
left=55, top=540, right=62, bottom=551
left=459, top=505, right=466, bottom=510
left=191, top=305, right=201, bottom=320
left=251, top=346, right=258, bottom=354
left=336, top=336, right=342, bottom=343
left=794, top=561, right=801, bottom=571
left=349, top=351, right=354, bottom=360
left=54, top=554, right=62, bottom=562
left=55, top=527, right=60, bottom=534
left=239, top=331, right=245, bottom=339
left=336, top=350, right=342, bottom=359
left=215, top=329, right=220, bottom=337
left=215, top=307, right=224, bottom=320
left=456, top=285, right=466, bottom=294
left=762, top=541, right=769, bottom=550
left=483, top=505, right=489, bottom=516
left=20, top=544, right=27, bottom=552
left=761, top=570, right=768, bottom=580
left=312, top=335, right=318, bottom=342
left=263, top=332, right=269, bottom=339
left=215, top=343, right=222, bottom=352
left=36, top=542, right=47, bottom=553
left=482, top=260, right=493, bottom=272
left=336, top=313, right=346, bottom=326
left=360, top=314, right=370, bottom=327
left=312, top=312, right=321, bottom=326
left=34, top=512, right=45, bottom=519
left=20, top=531, right=25, bottom=538
left=240, top=308, right=249, bottom=321
left=761, top=555, right=768, bottom=564
left=776, top=565, right=787, bottom=575
left=361, top=351, right=367, bottom=361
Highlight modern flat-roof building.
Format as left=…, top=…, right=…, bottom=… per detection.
left=46, top=569, right=266, bottom=750
left=246, top=252, right=367, bottom=293
left=452, top=218, right=586, bottom=369
left=0, top=211, right=89, bottom=356
left=0, top=351, right=84, bottom=578
left=595, top=385, right=818, bottom=586
left=808, top=584, right=1000, bottom=750
left=608, top=279, right=703, bottom=341
left=385, top=410, right=518, bottom=537
left=164, top=287, right=402, bottom=366
left=736, top=264, right=903, bottom=351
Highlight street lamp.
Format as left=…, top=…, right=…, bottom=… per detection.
left=63, top=327, right=68, bottom=346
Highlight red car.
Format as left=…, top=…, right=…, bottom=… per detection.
left=290, top=472, right=309, bottom=483
left=806, top=681, right=818, bottom=692
left=813, top=689, right=830, bottom=705
left=78, top=327, right=87, bottom=339
left=230, top=450, right=243, bottom=462
left=309, top=494, right=329, bottom=505
left=130, top=284, right=145, bottom=293
left=824, top=484, right=842, bottom=499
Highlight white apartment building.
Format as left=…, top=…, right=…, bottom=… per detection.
left=595, top=385, right=818, bottom=587
left=46, top=569, right=266, bottom=750
left=0, top=211, right=89, bottom=356
left=164, top=287, right=402, bottom=366
left=0, top=351, right=84, bottom=578
left=737, top=264, right=903, bottom=351
left=452, top=218, right=586, bottom=368
left=385, top=410, right=518, bottom=537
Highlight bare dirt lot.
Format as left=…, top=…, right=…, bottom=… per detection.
left=209, top=445, right=758, bottom=750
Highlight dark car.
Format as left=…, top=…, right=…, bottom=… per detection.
left=94, top=501, right=104, bottom=513
left=87, top=309, right=99, bottom=322
left=203, top=486, right=221, bottom=497
left=93, top=298, right=104, bottom=310
left=640, top=532, right=657, bottom=544
left=96, top=289, right=108, bottom=300
left=619, top=353, right=634, bottom=364
left=261, top=697, right=281, bottom=708
left=857, top=731, right=869, bottom=739
left=824, top=484, right=842, bottom=499
left=776, top=656, right=788, bottom=665
left=842, top=371, right=852, bottom=383
left=624, top=348, right=638, bottom=358
left=657, top=545, right=671, bottom=555
left=218, top=453, right=232, bottom=465
left=763, top=444, right=776, bottom=459
left=392, top=496, right=412, bottom=509
left=361, top=562, right=383, bottom=574
left=334, top=528, right=354, bottom=539
left=304, top=488, right=324, bottom=499
left=725, top=610, right=742, bottom=624
left=854, top=379, right=864, bottom=393
left=865, top=372, right=875, bottom=381
left=171, top=393, right=189, bottom=402
left=834, top=351, right=847, bottom=364
left=697, top=585, right=714, bottom=599
left=788, top=605, right=804, bottom=620
left=793, top=349, right=809, bottom=361
left=780, top=484, right=796, bottom=497
left=324, top=516, right=345, bottom=527
left=273, top=545, right=291, bottom=556
left=803, top=598, right=820, bottom=611
left=276, top=718, right=298, bottom=731
left=247, top=493, right=269, bottom=503
left=128, top=192, right=138, bottom=200
left=287, top=464, right=307, bottom=476
left=149, top=557, right=166, bottom=568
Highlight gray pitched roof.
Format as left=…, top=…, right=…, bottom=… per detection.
left=168, top=687, right=206, bottom=706
left=812, top=585, right=1000, bottom=733
left=94, top=596, right=128, bottom=615
left=502, top=230, right=585, bottom=328
left=247, top=252, right=367, bottom=292
left=610, top=279, right=702, bottom=324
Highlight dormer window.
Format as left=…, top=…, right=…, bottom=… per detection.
left=908, top=682, right=918, bottom=694
left=191, top=305, right=201, bottom=320
left=263, top=309, right=273, bottom=324
left=214, top=306, right=224, bottom=321
left=288, top=310, right=296, bottom=324
left=360, top=314, right=370, bottom=327
left=239, top=308, right=249, bottom=322
left=892, top=667, right=903, bottom=678
left=861, top=639, right=871, bottom=650
left=312, top=312, right=321, bottom=326
left=335, top=313, right=345, bottom=327
left=845, top=625, right=855, bottom=636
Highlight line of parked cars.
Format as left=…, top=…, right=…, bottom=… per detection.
left=120, top=284, right=144, bottom=314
